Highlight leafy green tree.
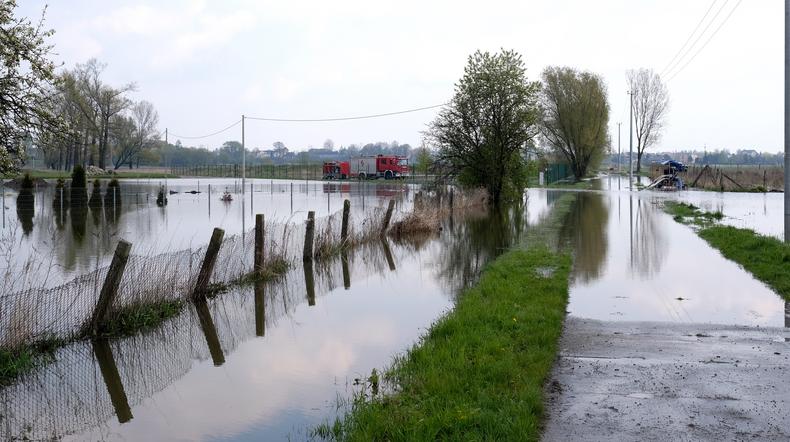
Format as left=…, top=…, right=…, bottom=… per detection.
left=0, top=1, right=58, bottom=173
left=540, top=66, right=610, bottom=180
left=428, top=50, right=540, bottom=205
left=414, top=147, right=432, bottom=176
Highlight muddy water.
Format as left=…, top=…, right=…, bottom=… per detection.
left=2, top=179, right=413, bottom=284
left=559, top=179, right=787, bottom=327
left=1, top=196, right=541, bottom=441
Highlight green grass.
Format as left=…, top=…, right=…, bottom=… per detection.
left=663, top=201, right=723, bottom=226
left=0, top=336, right=66, bottom=386
left=98, top=300, right=185, bottom=337
left=697, top=226, right=790, bottom=301
left=320, top=245, right=572, bottom=441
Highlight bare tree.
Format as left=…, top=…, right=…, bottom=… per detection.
left=541, top=66, right=610, bottom=180
left=627, top=68, right=669, bottom=172
left=112, top=101, right=159, bottom=169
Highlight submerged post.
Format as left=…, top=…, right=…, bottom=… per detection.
left=254, top=214, right=265, bottom=275
left=89, top=240, right=132, bottom=335
left=194, top=228, right=225, bottom=298
left=381, top=199, right=395, bottom=235
left=341, top=199, right=351, bottom=245
left=303, top=211, right=315, bottom=261
left=92, top=338, right=133, bottom=423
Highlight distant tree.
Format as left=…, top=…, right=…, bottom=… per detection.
left=111, top=100, right=159, bottom=169
left=414, top=147, right=432, bottom=175
left=323, top=139, right=334, bottom=150
left=627, top=68, right=669, bottom=172
left=540, top=66, right=610, bottom=180
left=0, top=1, right=59, bottom=173
left=428, top=49, right=540, bottom=204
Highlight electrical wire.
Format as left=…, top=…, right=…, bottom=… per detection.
left=663, top=0, right=731, bottom=79
left=168, top=119, right=242, bottom=140
left=245, top=103, right=446, bottom=122
left=666, top=0, right=743, bottom=82
left=659, top=0, right=719, bottom=78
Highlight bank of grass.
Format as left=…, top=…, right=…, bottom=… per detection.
left=317, top=245, right=571, bottom=441
left=664, top=202, right=790, bottom=301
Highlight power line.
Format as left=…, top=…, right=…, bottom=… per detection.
left=666, top=0, right=743, bottom=82
left=168, top=119, right=242, bottom=140
left=662, top=0, right=731, bottom=79
left=246, top=103, right=446, bottom=122
left=659, top=0, right=719, bottom=77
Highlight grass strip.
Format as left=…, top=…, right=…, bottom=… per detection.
left=318, top=245, right=571, bottom=441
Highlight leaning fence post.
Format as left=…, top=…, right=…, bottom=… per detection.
left=89, top=240, right=132, bottom=335
left=303, top=211, right=315, bottom=261
left=381, top=199, right=395, bottom=235
left=194, top=228, right=225, bottom=298
left=341, top=199, right=351, bottom=245
left=254, top=214, right=265, bottom=275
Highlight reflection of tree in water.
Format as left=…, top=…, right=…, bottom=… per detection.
left=15, top=190, right=34, bottom=236
left=70, top=206, right=88, bottom=242
left=560, top=192, right=609, bottom=283
left=631, top=198, right=667, bottom=279
left=435, top=203, right=527, bottom=298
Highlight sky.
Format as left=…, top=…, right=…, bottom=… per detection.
left=15, top=0, right=784, bottom=153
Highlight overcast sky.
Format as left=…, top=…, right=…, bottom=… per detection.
left=17, top=0, right=783, bottom=153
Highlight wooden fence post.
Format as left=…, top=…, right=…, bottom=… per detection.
left=92, top=338, right=133, bottom=423
left=194, top=228, right=225, bottom=298
left=254, top=214, right=265, bottom=275
left=381, top=199, right=395, bottom=235
left=341, top=199, right=351, bottom=245
left=89, top=240, right=132, bottom=335
left=303, top=211, right=315, bottom=261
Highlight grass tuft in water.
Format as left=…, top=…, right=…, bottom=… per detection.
left=323, top=246, right=571, bottom=441
left=664, top=201, right=723, bottom=226
left=0, top=335, right=67, bottom=386
left=99, top=300, right=185, bottom=337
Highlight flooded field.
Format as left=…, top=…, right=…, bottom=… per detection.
left=2, top=179, right=413, bottom=285
left=1, top=188, right=541, bottom=441
left=2, top=176, right=788, bottom=440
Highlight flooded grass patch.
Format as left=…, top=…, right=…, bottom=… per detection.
left=99, top=300, right=185, bottom=337
left=0, top=336, right=66, bottom=386
left=320, top=246, right=571, bottom=441
left=664, top=201, right=723, bottom=226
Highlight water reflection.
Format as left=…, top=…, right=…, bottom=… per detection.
left=0, top=194, right=555, bottom=441
left=631, top=196, right=668, bottom=279
left=15, top=189, right=34, bottom=236
left=560, top=192, right=609, bottom=283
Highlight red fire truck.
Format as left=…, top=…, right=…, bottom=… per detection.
left=322, top=155, right=409, bottom=180
left=322, top=161, right=350, bottom=180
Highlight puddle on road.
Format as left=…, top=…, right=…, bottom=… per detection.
left=557, top=180, right=788, bottom=327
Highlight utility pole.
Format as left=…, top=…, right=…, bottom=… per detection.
left=242, top=115, right=246, bottom=195
left=628, top=91, right=634, bottom=191
left=617, top=122, right=622, bottom=174
left=785, top=0, right=789, bottom=242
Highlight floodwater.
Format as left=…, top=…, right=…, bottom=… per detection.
left=1, top=179, right=413, bottom=285
left=566, top=175, right=787, bottom=327
left=1, top=189, right=541, bottom=441
left=3, top=176, right=789, bottom=440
